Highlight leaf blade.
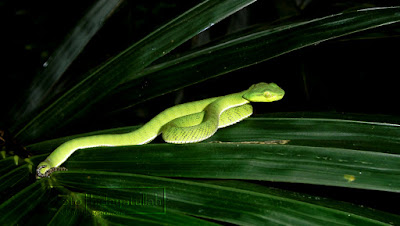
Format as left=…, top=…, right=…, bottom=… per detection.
left=60, top=143, right=400, bottom=192
left=14, top=0, right=257, bottom=143
left=105, top=7, right=400, bottom=111
left=10, top=0, right=123, bottom=126
left=52, top=171, right=400, bottom=225
left=26, top=116, right=400, bottom=192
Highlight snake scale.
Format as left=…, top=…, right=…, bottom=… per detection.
left=36, top=82, right=285, bottom=178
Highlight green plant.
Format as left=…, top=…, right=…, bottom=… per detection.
left=1, top=0, right=400, bottom=224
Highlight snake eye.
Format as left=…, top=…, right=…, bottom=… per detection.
left=263, top=91, right=272, bottom=98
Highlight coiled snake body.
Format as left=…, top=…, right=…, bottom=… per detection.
left=37, top=82, right=285, bottom=178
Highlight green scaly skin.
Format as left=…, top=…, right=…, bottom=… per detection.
left=37, top=82, right=284, bottom=178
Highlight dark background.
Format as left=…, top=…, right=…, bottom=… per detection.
left=1, top=0, right=400, bottom=216
left=1, top=0, right=400, bottom=133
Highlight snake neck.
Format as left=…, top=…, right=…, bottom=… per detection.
left=192, top=91, right=249, bottom=139
left=161, top=91, right=249, bottom=144
left=134, top=96, right=220, bottom=142
left=205, top=91, right=249, bottom=119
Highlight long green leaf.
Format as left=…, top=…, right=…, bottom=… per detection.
left=14, top=0, right=257, bottom=143
left=0, top=165, right=31, bottom=203
left=0, top=181, right=49, bottom=224
left=0, top=156, right=20, bottom=175
left=210, top=117, right=400, bottom=154
left=203, top=180, right=400, bottom=225
left=47, top=191, right=219, bottom=226
left=26, top=116, right=400, bottom=192
left=10, top=0, right=123, bottom=126
left=60, top=143, right=400, bottom=192
left=104, top=6, right=400, bottom=111
left=51, top=171, right=400, bottom=225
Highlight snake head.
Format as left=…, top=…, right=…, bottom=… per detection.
left=243, top=82, right=285, bottom=102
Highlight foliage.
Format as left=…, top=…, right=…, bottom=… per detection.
left=1, top=0, right=400, bottom=224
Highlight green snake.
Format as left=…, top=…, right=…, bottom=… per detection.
left=36, top=82, right=285, bottom=178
